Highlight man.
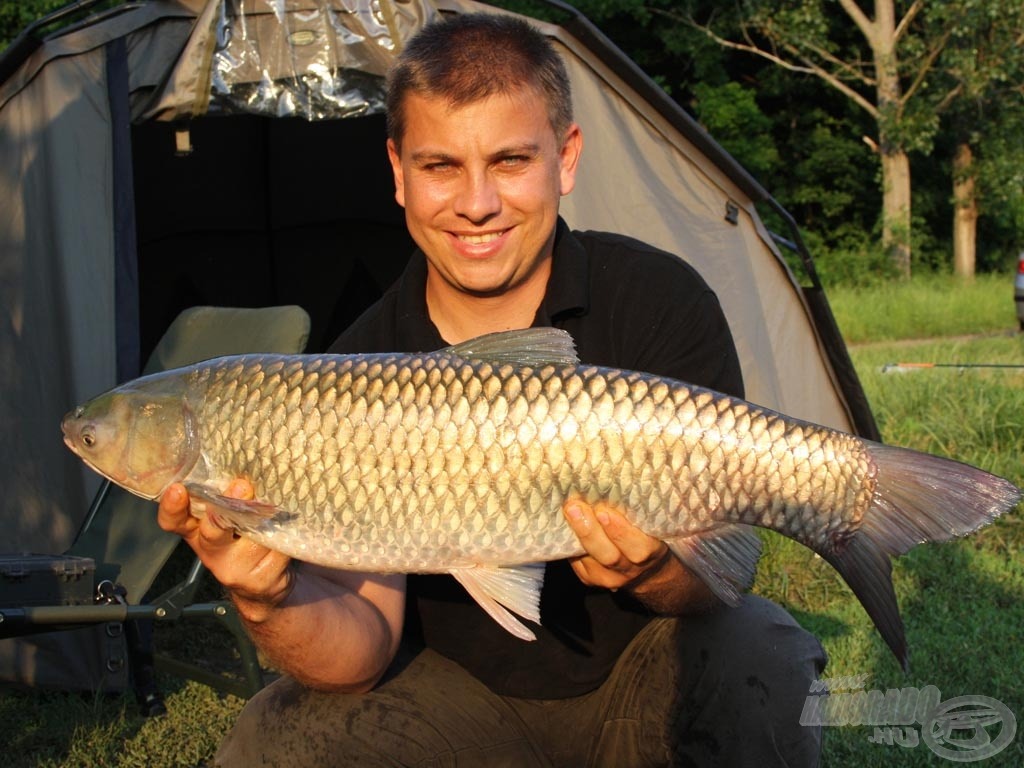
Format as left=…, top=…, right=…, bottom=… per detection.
left=159, top=13, right=826, bottom=766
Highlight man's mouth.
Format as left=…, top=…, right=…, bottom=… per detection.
left=457, top=229, right=508, bottom=245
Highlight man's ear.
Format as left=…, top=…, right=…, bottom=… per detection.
left=559, top=123, right=583, bottom=196
left=387, top=138, right=406, bottom=208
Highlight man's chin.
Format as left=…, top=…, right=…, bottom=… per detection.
left=443, top=284, right=511, bottom=301
left=446, top=264, right=517, bottom=298
left=457, top=280, right=516, bottom=298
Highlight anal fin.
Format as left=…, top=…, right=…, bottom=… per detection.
left=666, top=524, right=763, bottom=607
left=450, top=563, right=546, bottom=641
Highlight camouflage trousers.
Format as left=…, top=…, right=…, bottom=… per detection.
left=214, top=595, right=826, bottom=767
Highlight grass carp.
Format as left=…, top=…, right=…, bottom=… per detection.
left=62, top=328, right=1021, bottom=668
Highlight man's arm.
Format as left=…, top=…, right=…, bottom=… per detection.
left=157, top=482, right=405, bottom=692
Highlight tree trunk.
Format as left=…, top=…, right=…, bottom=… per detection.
left=952, top=142, right=978, bottom=278
left=880, top=147, right=912, bottom=278
left=870, top=2, right=912, bottom=278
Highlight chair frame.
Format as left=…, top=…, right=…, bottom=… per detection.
left=1, top=305, right=311, bottom=701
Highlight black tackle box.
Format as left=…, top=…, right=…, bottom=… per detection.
left=0, top=554, right=96, bottom=607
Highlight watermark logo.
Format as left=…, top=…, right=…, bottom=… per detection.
left=923, top=696, right=1017, bottom=763
left=800, top=676, right=1016, bottom=762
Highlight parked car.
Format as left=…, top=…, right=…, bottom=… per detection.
left=1016, top=252, right=1024, bottom=331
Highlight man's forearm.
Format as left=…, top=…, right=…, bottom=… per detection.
left=234, top=567, right=405, bottom=693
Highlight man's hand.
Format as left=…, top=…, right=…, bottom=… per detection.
left=562, top=499, right=669, bottom=590
left=158, top=480, right=406, bottom=691
left=562, top=499, right=718, bottom=614
left=157, top=480, right=293, bottom=623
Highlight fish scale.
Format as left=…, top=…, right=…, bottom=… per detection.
left=62, top=327, right=1021, bottom=663
left=186, top=351, right=865, bottom=570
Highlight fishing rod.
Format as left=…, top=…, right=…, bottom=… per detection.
left=881, top=362, right=1024, bottom=373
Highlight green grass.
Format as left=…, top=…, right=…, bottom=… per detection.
left=2, top=275, right=1022, bottom=766
left=827, top=272, right=1019, bottom=343
left=0, top=680, right=244, bottom=768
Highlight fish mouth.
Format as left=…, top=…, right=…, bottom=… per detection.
left=60, top=410, right=82, bottom=453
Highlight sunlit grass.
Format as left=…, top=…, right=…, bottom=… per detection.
left=828, top=273, right=1018, bottom=343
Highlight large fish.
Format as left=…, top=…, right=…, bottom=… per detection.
left=62, top=328, right=1020, bottom=668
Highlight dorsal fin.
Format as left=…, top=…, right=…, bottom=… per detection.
left=443, top=328, right=579, bottom=367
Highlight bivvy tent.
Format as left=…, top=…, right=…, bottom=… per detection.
left=0, top=0, right=878, bottom=690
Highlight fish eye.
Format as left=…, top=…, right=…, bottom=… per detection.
left=81, top=428, right=96, bottom=448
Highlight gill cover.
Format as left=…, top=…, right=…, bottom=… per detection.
left=63, top=379, right=200, bottom=499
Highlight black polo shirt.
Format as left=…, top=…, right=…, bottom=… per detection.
left=329, top=218, right=743, bottom=698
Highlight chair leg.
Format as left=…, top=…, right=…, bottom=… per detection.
left=215, top=604, right=265, bottom=697
left=126, top=617, right=167, bottom=716
left=147, top=557, right=266, bottom=698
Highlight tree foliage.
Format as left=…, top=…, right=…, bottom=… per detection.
left=930, top=0, right=1024, bottom=274
left=677, top=0, right=965, bottom=276
left=0, top=0, right=70, bottom=51
left=539, top=0, right=1023, bottom=279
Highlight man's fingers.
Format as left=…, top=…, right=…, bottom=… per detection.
left=225, top=478, right=255, bottom=501
left=564, top=500, right=622, bottom=567
left=157, top=483, right=193, bottom=534
left=564, top=500, right=664, bottom=567
left=155, top=479, right=292, bottom=609
left=591, top=503, right=666, bottom=566
left=158, top=479, right=254, bottom=546
left=231, top=547, right=294, bottom=596
left=201, top=479, right=255, bottom=540
left=563, top=498, right=673, bottom=591
left=196, top=514, right=241, bottom=548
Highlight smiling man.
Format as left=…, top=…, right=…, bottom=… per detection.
left=159, top=13, right=827, bottom=767
left=385, top=53, right=581, bottom=341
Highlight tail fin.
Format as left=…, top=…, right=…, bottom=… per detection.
left=823, top=443, right=1021, bottom=672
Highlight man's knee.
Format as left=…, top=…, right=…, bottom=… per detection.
left=673, top=595, right=827, bottom=766
left=683, top=594, right=827, bottom=687
left=213, top=676, right=380, bottom=767
left=214, top=651, right=550, bottom=768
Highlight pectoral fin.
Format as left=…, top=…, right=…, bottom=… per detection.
left=667, top=524, right=763, bottom=606
left=185, top=483, right=284, bottom=529
left=450, top=563, right=546, bottom=641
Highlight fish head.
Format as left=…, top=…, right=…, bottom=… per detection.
left=62, top=379, right=200, bottom=500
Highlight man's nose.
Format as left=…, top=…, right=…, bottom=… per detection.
left=453, top=169, right=500, bottom=222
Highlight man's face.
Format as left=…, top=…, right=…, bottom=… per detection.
left=387, top=88, right=581, bottom=298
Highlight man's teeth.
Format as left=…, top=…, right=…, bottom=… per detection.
left=459, top=231, right=503, bottom=244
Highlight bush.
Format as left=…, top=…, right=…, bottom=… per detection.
left=811, top=242, right=901, bottom=289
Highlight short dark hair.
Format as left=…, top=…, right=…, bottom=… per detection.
left=385, top=13, right=573, bottom=150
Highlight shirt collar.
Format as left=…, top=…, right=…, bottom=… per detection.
left=534, top=217, right=590, bottom=326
